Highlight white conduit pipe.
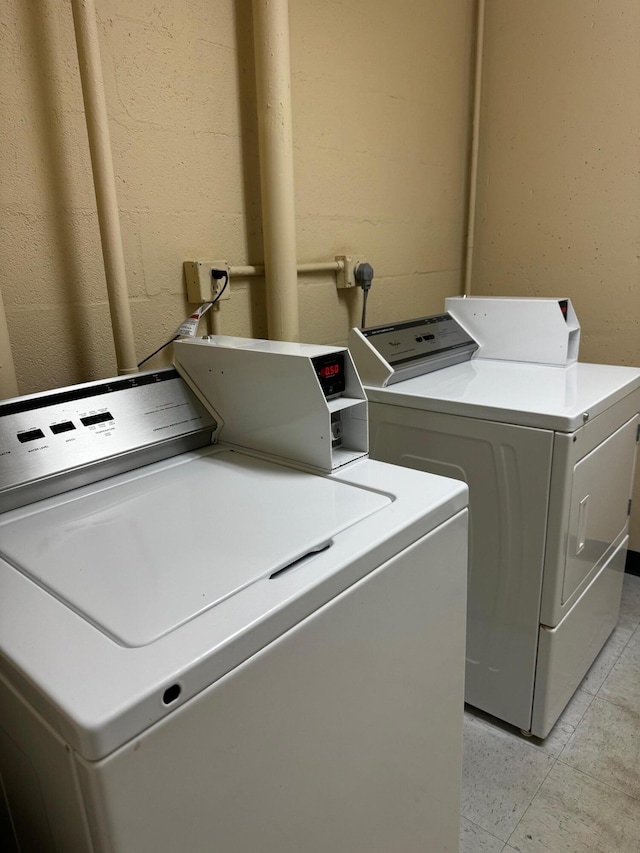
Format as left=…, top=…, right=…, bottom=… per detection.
left=207, top=304, right=223, bottom=337
left=206, top=260, right=343, bottom=336
left=71, top=0, right=138, bottom=374
left=252, top=0, right=300, bottom=342
left=464, top=0, right=486, bottom=296
left=225, top=259, right=343, bottom=279
left=297, top=261, right=342, bottom=274
left=0, top=289, right=19, bottom=400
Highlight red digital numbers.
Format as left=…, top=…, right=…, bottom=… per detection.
left=319, top=364, right=340, bottom=378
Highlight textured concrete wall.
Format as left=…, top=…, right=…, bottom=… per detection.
left=0, top=0, right=474, bottom=394
left=472, top=0, right=640, bottom=547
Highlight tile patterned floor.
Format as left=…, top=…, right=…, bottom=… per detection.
left=460, top=573, right=640, bottom=853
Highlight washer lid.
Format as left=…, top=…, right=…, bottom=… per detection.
left=0, top=447, right=466, bottom=761
left=365, top=360, right=640, bottom=431
left=0, top=448, right=389, bottom=648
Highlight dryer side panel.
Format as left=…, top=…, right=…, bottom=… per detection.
left=368, top=403, right=554, bottom=731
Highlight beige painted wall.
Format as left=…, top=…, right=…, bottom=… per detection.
left=471, top=0, right=640, bottom=547
left=0, top=0, right=474, bottom=395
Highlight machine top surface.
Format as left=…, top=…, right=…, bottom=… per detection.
left=197, top=334, right=346, bottom=358
left=0, top=448, right=390, bottom=648
left=365, top=359, right=640, bottom=431
left=0, top=443, right=467, bottom=760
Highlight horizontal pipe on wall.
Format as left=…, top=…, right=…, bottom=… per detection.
left=227, top=259, right=343, bottom=279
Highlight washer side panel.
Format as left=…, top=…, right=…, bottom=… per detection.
left=76, top=514, right=468, bottom=853
left=0, top=673, right=94, bottom=852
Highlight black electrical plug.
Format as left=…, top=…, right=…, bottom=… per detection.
left=354, top=262, right=374, bottom=291
left=354, top=262, right=374, bottom=328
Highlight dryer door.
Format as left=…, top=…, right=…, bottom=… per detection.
left=562, top=415, right=638, bottom=604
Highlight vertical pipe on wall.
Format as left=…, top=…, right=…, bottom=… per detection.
left=70, top=0, right=138, bottom=374
left=464, top=0, right=486, bottom=296
left=208, top=305, right=223, bottom=336
left=0, top=290, right=19, bottom=399
left=252, top=0, right=300, bottom=342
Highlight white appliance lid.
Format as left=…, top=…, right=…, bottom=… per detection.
left=0, top=448, right=390, bottom=647
left=0, top=447, right=467, bottom=760
left=365, top=360, right=640, bottom=431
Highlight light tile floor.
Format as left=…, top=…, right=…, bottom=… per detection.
left=460, top=573, right=640, bottom=853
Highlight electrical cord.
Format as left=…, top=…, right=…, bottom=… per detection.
left=354, top=262, right=374, bottom=329
left=137, top=335, right=180, bottom=368
left=361, top=286, right=370, bottom=329
left=137, top=269, right=229, bottom=368
left=210, top=269, right=229, bottom=303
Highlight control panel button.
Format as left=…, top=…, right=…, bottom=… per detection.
left=50, top=421, right=76, bottom=435
left=80, top=412, right=114, bottom=427
left=17, top=429, right=45, bottom=443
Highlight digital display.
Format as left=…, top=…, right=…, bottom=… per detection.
left=558, top=299, right=569, bottom=322
left=312, top=353, right=346, bottom=398
left=318, top=363, right=341, bottom=379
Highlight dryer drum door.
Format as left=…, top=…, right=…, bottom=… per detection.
left=563, top=415, right=639, bottom=603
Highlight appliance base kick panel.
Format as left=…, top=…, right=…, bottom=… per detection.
left=532, top=535, right=627, bottom=738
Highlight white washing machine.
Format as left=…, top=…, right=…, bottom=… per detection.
left=350, top=297, right=640, bottom=738
left=0, top=338, right=468, bottom=853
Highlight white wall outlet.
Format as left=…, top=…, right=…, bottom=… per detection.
left=335, top=255, right=367, bottom=289
left=184, top=260, right=231, bottom=303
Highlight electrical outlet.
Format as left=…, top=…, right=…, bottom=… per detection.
left=184, top=260, right=231, bottom=303
left=335, top=255, right=367, bottom=289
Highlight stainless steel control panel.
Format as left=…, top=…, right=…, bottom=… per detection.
left=358, top=313, right=478, bottom=384
left=363, top=314, right=477, bottom=367
left=0, top=369, right=216, bottom=512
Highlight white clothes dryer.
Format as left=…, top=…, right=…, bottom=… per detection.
left=0, top=339, right=468, bottom=853
left=350, top=298, right=640, bottom=737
